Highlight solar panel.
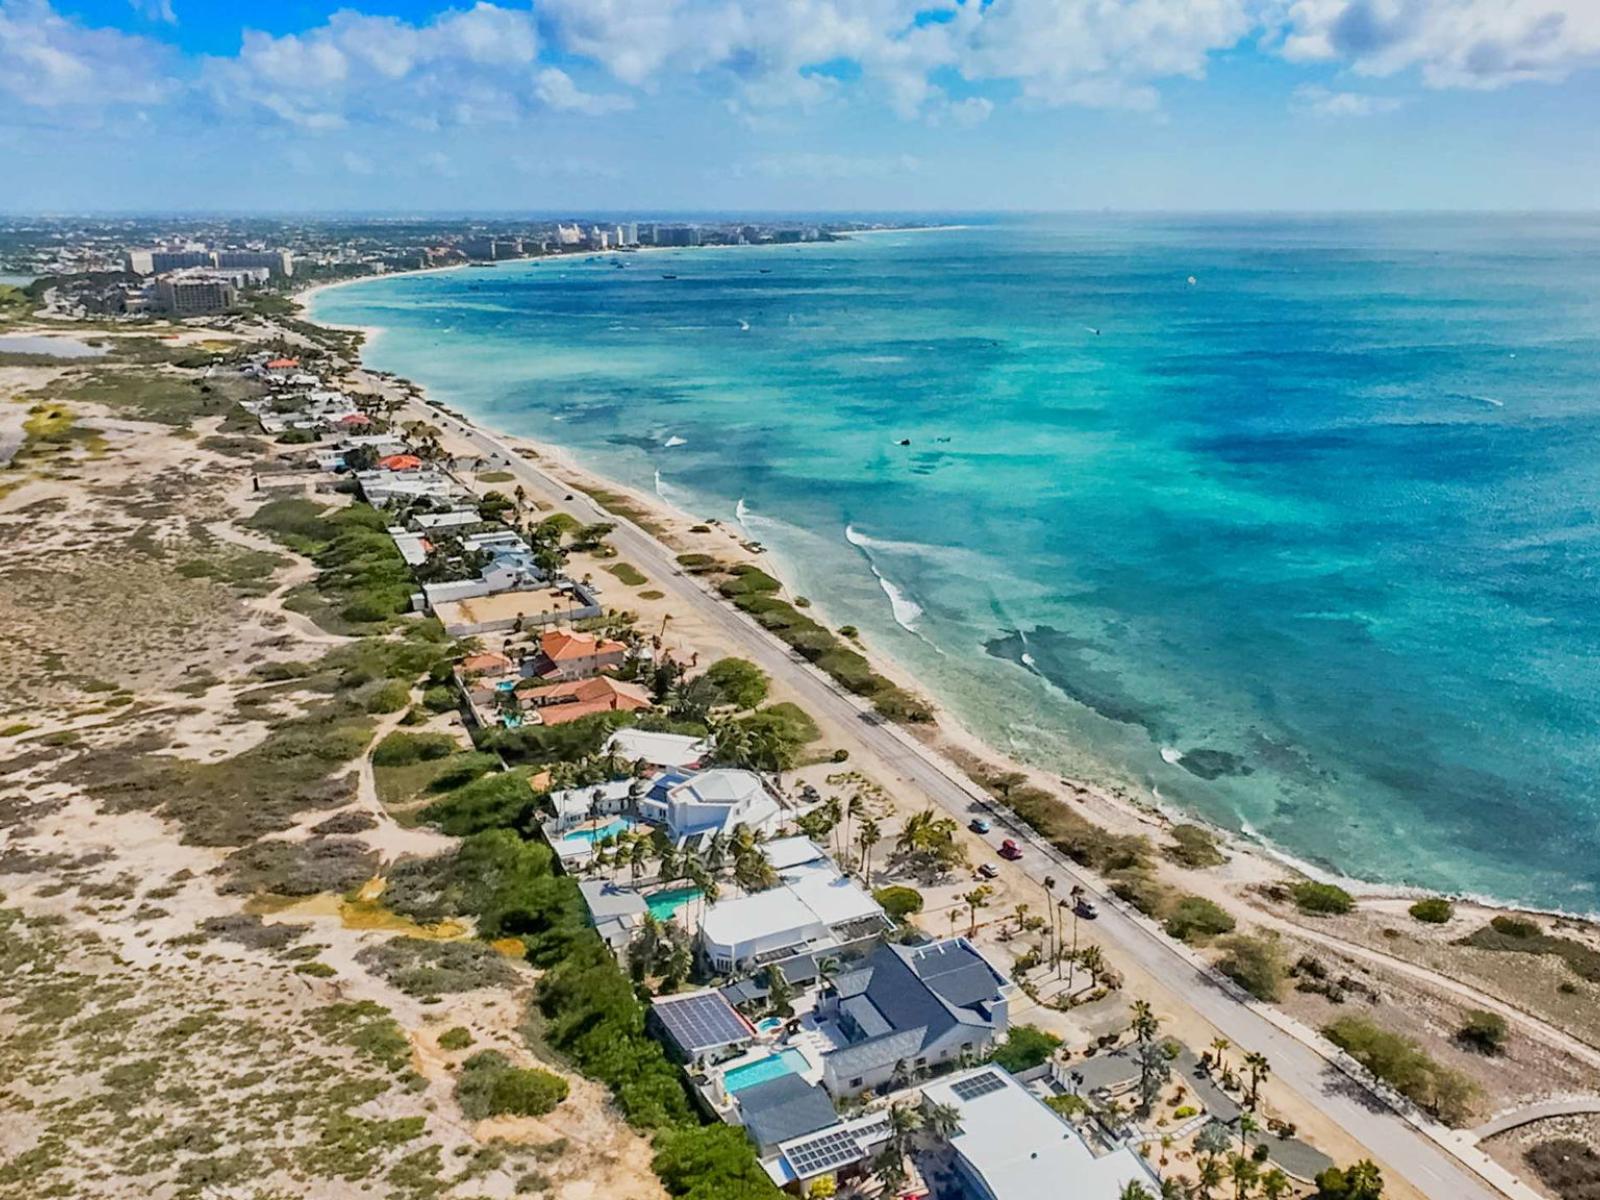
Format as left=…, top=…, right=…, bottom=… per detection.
left=784, top=1128, right=865, bottom=1177
left=951, top=1070, right=1008, bottom=1101
left=653, top=992, right=750, bottom=1052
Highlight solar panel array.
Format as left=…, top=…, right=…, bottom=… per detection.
left=653, top=992, right=749, bottom=1052
left=784, top=1127, right=869, bottom=1178
left=950, top=1070, right=1008, bottom=1102
left=782, top=1114, right=892, bottom=1179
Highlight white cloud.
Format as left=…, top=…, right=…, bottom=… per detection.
left=0, top=0, right=169, bottom=113
left=534, top=67, right=634, bottom=115
left=1281, top=0, right=1600, bottom=88
left=1292, top=82, right=1405, bottom=114
left=203, top=2, right=542, bottom=129
left=745, top=151, right=923, bottom=180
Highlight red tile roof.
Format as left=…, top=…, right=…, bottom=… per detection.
left=539, top=628, right=628, bottom=662
left=377, top=453, right=424, bottom=471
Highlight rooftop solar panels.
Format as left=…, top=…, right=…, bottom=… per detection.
left=950, top=1070, right=1009, bottom=1102
left=651, top=991, right=752, bottom=1054
left=784, top=1127, right=868, bottom=1178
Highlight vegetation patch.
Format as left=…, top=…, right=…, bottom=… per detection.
left=605, top=561, right=648, bottom=587
left=1323, top=1015, right=1479, bottom=1125
left=1525, top=1138, right=1600, bottom=1200
left=1290, top=880, right=1356, bottom=916
left=455, top=1050, right=569, bottom=1118
left=989, top=1024, right=1061, bottom=1072
left=1163, top=895, right=1237, bottom=945
left=1408, top=897, right=1454, bottom=924
left=873, top=885, right=925, bottom=921
left=248, top=498, right=414, bottom=632
left=1216, top=933, right=1287, bottom=1000
left=356, top=936, right=522, bottom=996
left=1163, top=823, right=1226, bottom=869
left=1457, top=915, right=1600, bottom=983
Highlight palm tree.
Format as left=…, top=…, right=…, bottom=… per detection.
left=857, top=816, right=882, bottom=881
left=1243, top=1051, right=1270, bottom=1113
left=1344, top=1160, right=1384, bottom=1199
left=1228, top=1152, right=1259, bottom=1200
left=1235, top=1112, right=1258, bottom=1163
left=815, top=955, right=842, bottom=999
left=1068, top=883, right=1086, bottom=981
left=962, top=885, right=992, bottom=937
left=1118, top=1183, right=1155, bottom=1200
left=922, top=1100, right=962, bottom=1142
left=1210, top=1036, right=1232, bottom=1077
left=1043, top=875, right=1058, bottom=973
left=1079, top=944, right=1106, bottom=988
left=1012, top=902, right=1031, bottom=936
left=1259, top=1168, right=1291, bottom=1200
left=629, top=838, right=648, bottom=887
left=843, top=793, right=863, bottom=864
left=1193, top=1154, right=1225, bottom=1200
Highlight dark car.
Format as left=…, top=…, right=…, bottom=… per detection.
left=1074, top=898, right=1099, bottom=920
left=969, top=817, right=991, bottom=834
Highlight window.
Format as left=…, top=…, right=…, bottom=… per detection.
left=850, top=1077, right=863, bottom=1088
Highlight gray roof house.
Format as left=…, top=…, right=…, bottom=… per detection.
left=818, top=938, right=1011, bottom=1098
left=736, top=1074, right=842, bottom=1154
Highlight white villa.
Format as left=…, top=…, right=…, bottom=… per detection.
left=698, top=859, right=889, bottom=975
left=639, top=768, right=783, bottom=843
left=605, top=728, right=712, bottom=771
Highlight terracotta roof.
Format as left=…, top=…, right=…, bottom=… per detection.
left=539, top=628, right=628, bottom=662
left=265, top=357, right=299, bottom=369
left=522, top=677, right=651, bottom=724
left=337, top=412, right=373, bottom=425
left=377, top=453, right=424, bottom=471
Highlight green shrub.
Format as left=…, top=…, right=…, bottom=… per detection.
left=1164, top=896, right=1237, bottom=944
left=438, top=1026, right=474, bottom=1051
left=989, top=1024, right=1061, bottom=1072
left=372, top=731, right=459, bottom=766
left=1491, top=914, right=1540, bottom=938
left=422, top=684, right=458, bottom=713
left=873, top=886, right=925, bottom=921
left=1408, top=897, right=1454, bottom=924
left=421, top=772, right=537, bottom=836
left=1291, top=880, right=1355, bottom=916
left=652, top=1124, right=785, bottom=1199
left=717, top=566, right=781, bottom=597
left=455, top=1050, right=569, bottom=1118
left=702, top=658, right=769, bottom=709
left=1457, top=1010, right=1508, bottom=1055
left=1216, top=934, right=1286, bottom=1001
left=1324, top=1015, right=1480, bottom=1125
left=1164, top=824, right=1226, bottom=869
left=364, top=680, right=412, bottom=714
left=1458, top=917, right=1600, bottom=983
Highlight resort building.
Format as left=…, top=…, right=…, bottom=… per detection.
left=919, top=1066, right=1159, bottom=1200
left=529, top=627, right=629, bottom=680
left=818, top=939, right=1012, bottom=1098
left=698, top=861, right=890, bottom=975
left=604, top=727, right=711, bottom=771
left=639, top=768, right=783, bottom=843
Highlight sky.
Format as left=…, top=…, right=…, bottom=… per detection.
left=1, top=0, right=1597, bottom=213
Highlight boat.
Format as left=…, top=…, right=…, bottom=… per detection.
left=759, top=268, right=772, bottom=274
left=738, top=319, right=750, bottom=331
left=661, top=273, right=678, bottom=280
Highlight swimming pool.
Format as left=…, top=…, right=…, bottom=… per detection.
left=560, top=817, right=636, bottom=846
left=755, top=1017, right=785, bottom=1034
left=722, top=1048, right=809, bottom=1093
left=645, top=885, right=701, bottom=921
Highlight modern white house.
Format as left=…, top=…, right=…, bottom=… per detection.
left=604, top=727, right=711, bottom=771
left=698, top=861, right=890, bottom=975
left=638, top=768, right=783, bottom=843
left=920, top=1066, right=1159, bottom=1200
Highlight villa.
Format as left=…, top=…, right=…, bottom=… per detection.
left=817, top=938, right=1012, bottom=1098
left=529, top=627, right=629, bottom=681
left=517, top=675, right=652, bottom=724
left=639, top=768, right=783, bottom=843
left=579, top=879, right=650, bottom=951
left=919, top=1065, right=1159, bottom=1200
left=604, top=727, right=711, bottom=771
left=698, top=859, right=889, bottom=976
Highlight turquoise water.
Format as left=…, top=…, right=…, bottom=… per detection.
left=314, top=216, right=1600, bottom=911
left=561, top=817, right=636, bottom=846
left=723, top=1048, right=810, bottom=1093
left=646, top=885, right=702, bottom=921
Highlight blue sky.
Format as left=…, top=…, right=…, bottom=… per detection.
left=2, top=0, right=1597, bottom=212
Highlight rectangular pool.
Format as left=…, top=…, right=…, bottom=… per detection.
left=722, top=1048, right=809, bottom=1094
left=645, top=885, right=702, bottom=921
left=560, top=817, right=636, bottom=846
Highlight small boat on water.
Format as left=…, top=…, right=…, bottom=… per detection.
left=738, top=319, right=750, bottom=332
left=759, top=268, right=772, bottom=274
left=661, top=274, right=678, bottom=280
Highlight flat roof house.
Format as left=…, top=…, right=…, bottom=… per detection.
left=604, top=727, right=711, bottom=771
left=578, top=879, right=648, bottom=951
left=819, top=939, right=1012, bottom=1099
left=920, top=1066, right=1158, bottom=1200
left=699, top=862, right=890, bottom=976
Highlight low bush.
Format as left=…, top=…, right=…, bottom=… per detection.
left=717, top=565, right=781, bottom=597
left=363, top=680, right=412, bottom=714
left=702, top=658, right=769, bottom=710
left=1216, top=933, right=1287, bottom=1001
left=873, top=886, right=925, bottom=921
left=1164, top=896, right=1237, bottom=944
left=1409, top=897, right=1454, bottom=924
left=1457, top=1010, right=1508, bottom=1055
left=455, top=1050, right=568, bottom=1118
left=372, top=731, right=459, bottom=766
left=421, top=772, right=539, bottom=836
left=989, top=1024, right=1061, bottom=1072
left=1291, top=880, right=1356, bottom=916
left=1324, top=1015, right=1480, bottom=1125
left=1524, top=1138, right=1600, bottom=1200
left=356, top=936, right=520, bottom=996
left=438, top=1026, right=474, bottom=1051
left=1164, top=824, right=1226, bottom=869
left=1458, top=917, right=1600, bottom=983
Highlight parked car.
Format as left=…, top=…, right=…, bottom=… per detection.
left=998, top=839, right=1023, bottom=860
left=1074, top=898, right=1099, bottom=920
left=969, top=817, right=991, bottom=834
left=976, top=863, right=1000, bottom=880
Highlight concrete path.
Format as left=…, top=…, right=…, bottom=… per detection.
left=1474, top=1096, right=1600, bottom=1140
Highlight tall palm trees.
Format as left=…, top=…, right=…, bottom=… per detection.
left=962, top=885, right=993, bottom=937
left=1078, top=944, right=1106, bottom=988
left=1243, top=1051, right=1271, bottom=1114
left=1043, top=875, right=1058, bottom=973
left=857, top=816, right=882, bottom=882
left=1210, top=1036, right=1232, bottom=1078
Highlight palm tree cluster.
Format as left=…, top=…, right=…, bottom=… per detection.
left=893, top=809, right=969, bottom=879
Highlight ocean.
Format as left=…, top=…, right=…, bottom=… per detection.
left=312, top=215, right=1600, bottom=911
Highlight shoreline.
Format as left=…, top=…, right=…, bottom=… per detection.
left=300, top=261, right=1587, bottom=923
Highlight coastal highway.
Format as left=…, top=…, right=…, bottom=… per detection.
left=423, top=404, right=1521, bottom=1200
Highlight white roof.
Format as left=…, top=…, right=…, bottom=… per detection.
left=762, top=837, right=827, bottom=872
left=699, top=864, right=882, bottom=950
left=668, top=768, right=765, bottom=808
left=606, top=728, right=711, bottom=769
left=920, top=1068, right=1156, bottom=1200
left=413, top=509, right=483, bottom=529
left=550, top=778, right=635, bottom=820
left=390, top=531, right=429, bottom=566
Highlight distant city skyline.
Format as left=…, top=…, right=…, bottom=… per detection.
left=2, top=0, right=1598, bottom=212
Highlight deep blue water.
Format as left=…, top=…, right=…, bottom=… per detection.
left=314, top=215, right=1600, bottom=910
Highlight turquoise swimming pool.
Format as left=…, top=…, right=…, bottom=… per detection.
left=645, top=885, right=701, bottom=921
left=560, top=817, right=636, bottom=846
left=722, top=1048, right=809, bottom=1093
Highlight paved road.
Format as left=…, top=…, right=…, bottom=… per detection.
left=429, top=406, right=1520, bottom=1200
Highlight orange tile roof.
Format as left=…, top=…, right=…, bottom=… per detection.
left=539, top=628, right=628, bottom=661
left=521, top=676, right=651, bottom=723
left=266, top=357, right=299, bottom=369
left=377, top=453, right=424, bottom=471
